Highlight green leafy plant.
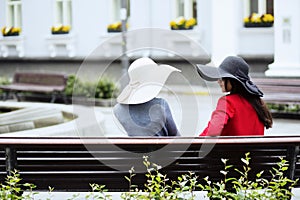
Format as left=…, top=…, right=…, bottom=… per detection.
left=203, top=152, right=298, bottom=200
left=0, top=76, right=11, bottom=95
left=0, top=169, right=37, bottom=200
left=95, top=76, right=119, bottom=99
left=64, top=75, right=119, bottom=99
left=267, top=103, right=300, bottom=114
left=85, top=183, right=112, bottom=200
left=0, top=153, right=297, bottom=200
left=120, top=156, right=202, bottom=200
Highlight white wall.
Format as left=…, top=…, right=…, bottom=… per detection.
left=0, top=0, right=275, bottom=60
left=0, top=1, right=5, bottom=28
left=197, top=0, right=212, bottom=55
left=20, top=0, right=52, bottom=57
left=72, top=0, right=109, bottom=58
left=238, top=28, right=274, bottom=55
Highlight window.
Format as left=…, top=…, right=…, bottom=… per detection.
left=111, top=0, right=130, bottom=23
left=244, top=0, right=273, bottom=17
left=175, top=0, right=197, bottom=19
left=54, top=0, right=72, bottom=26
left=6, top=0, right=22, bottom=27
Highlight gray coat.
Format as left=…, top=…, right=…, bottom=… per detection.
left=113, top=98, right=180, bottom=136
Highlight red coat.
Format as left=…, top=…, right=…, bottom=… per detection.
left=200, top=94, right=264, bottom=136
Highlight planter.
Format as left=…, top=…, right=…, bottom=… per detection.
left=244, top=22, right=273, bottom=28
left=107, top=29, right=121, bottom=33
left=3, top=33, right=19, bottom=37
left=171, top=27, right=193, bottom=30
left=51, top=31, right=69, bottom=35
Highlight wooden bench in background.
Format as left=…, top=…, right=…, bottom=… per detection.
left=253, top=77, right=300, bottom=118
left=1, top=136, right=300, bottom=192
left=0, top=72, right=68, bottom=103
left=253, top=77, right=300, bottom=104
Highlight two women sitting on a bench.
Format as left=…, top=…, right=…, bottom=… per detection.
left=113, top=56, right=272, bottom=137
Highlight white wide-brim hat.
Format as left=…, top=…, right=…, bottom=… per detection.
left=117, top=57, right=181, bottom=104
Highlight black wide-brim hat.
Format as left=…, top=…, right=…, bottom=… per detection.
left=196, top=56, right=263, bottom=97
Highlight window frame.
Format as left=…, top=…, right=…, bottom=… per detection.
left=243, top=0, right=273, bottom=17
left=110, top=0, right=130, bottom=23
left=174, top=0, right=197, bottom=19
left=6, top=0, right=22, bottom=27
left=53, top=0, right=72, bottom=26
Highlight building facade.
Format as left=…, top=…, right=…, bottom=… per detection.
left=0, top=0, right=299, bottom=76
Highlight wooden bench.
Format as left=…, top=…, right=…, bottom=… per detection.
left=1, top=136, right=300, bottom=192
left=0, top=72, right=68, bottom=103
left=253, top=77, right=300, bottom=104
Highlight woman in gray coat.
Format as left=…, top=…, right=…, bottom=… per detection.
left=113, top=57, right=181, bottom=137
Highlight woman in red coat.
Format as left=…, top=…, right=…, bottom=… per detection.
left=196, top=56, right=273, bottom=136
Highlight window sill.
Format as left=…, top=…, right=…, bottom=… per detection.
left=45, top=33, right=76, bottom=57
left=0, top=35, right=24, bottom=57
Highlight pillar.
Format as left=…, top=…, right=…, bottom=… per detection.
left=266, top=0, right=300, bottom=77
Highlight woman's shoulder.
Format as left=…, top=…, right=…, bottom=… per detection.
left=219, top=94, right=243, bottom=104
left=224, top=93, right=241, bottom=100
left=150, top=97, right=168, bottom=104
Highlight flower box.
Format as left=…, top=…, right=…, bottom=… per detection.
left=244, top=22, right=273, bottom=28
left=3, top=33, right=19, bottom=37
left=243, top=13, right=274, bottom=28
left=51, top=25, right=71, bottom=35
left=1, top=27, right=21, bottom=37
left=106, top=21, right=128, bottom=33
left=170, top=17, right=197, bottom=30
left=51, top=31, right=69, bottom=34
left=107, top=29, right=121, bottom=33
left=171, top=27, right=193, bottom=30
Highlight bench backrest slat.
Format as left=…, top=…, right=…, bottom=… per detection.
left=0, top=137, right=299, bottom=192
left=13, top=72, right=67, bottom=86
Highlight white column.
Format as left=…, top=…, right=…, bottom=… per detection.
left=210, top=0, right=239, bottom=66
left=266, top=0, right=300, bottom=77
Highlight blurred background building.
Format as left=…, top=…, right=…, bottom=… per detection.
left=0, top=0, right=299, bottom=78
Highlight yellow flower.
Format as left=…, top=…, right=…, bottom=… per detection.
left=261, top=14, right=274, bottom=23
left=62, top=25, right=71, bottom=32
left=250, top=13, right=261, bottom=23
left=185, top=18, right=197, bottom=28
left=107, top=21, right=126, bottom=32
left=244, top=13, right=274, bottom=25
left=170, top=17, right=197, bottom=30
left=51, top=25, right=71, bottom=33
left=1, top=26, right=21, bottom=36
left=175, top=16, right=186, bottom=26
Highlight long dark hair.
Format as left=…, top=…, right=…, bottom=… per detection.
left=224, top=78, right=273, bottom=129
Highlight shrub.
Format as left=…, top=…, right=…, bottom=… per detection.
left=64, top=75, right=119, bottom=99
left=95, top=76, right=119, bottom=99
left=0, top=77, right=11, bottom=95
